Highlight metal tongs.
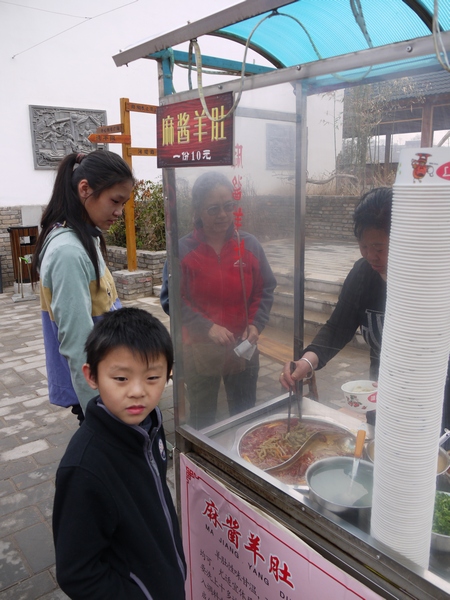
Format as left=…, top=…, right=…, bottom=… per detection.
left=287, top=361, right=302, bottom=432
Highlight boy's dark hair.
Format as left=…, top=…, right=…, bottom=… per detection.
left=31, top=150, right=134, bottom=286
left=85, top=307, right=173, bottom=380
left=353, top=187, right=393, bottom=240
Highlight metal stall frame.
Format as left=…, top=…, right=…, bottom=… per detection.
left=114, top=12, right=450, bottom=600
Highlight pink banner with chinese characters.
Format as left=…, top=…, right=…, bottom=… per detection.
left=180, top=454, right=383, bottom=600
left=156, top=92, right=234, bottom=168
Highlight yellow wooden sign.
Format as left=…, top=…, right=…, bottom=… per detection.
left=88, top=133, right=131, bottom=144
left=96, top=124, right=124, bottom=134
left=126, top=102, right=158, bottom=114
left=127, top=147, right=157, bottom=157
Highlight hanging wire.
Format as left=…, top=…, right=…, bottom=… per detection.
left=191, top=10, right=276, bottom=123
left=191, top=4, right=378, bottom=123
left=192, top=8, right=331, bottom=123
left=286, top=6, right=373, bottom=83
left=277, top=11, right=323, bottom=60
left=432, top=0, right=450, bottom=72
left=185, top=42, right=238, bottom=87
left=324, top=0, right=374, bottom=83
left=350, top=0, right=374, bottom=48
left=188, top=41, right=194, bottom=91
left=11, top=0, right=139, bottom=59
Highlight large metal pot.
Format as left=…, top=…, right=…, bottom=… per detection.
left=236, top=414, right=354, bottom=474
left=431, top=530, right=450, bottom=553
left=365, top=440, right=450, bottom=476
left=306, top=456, right=373, bottom=514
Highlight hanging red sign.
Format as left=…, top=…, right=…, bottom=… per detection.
left=156, top=92, right=234, bottom=168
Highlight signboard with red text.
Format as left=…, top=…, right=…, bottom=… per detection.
left=156, top=92, right=234, bottom=168
left=180, top=454, right=383, bottom=600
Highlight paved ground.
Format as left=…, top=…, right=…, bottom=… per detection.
left=0, top=240, right=371, bottom=599
left=0, top=290, right=178, bottom=600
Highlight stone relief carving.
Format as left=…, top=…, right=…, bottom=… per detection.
left=29, top=105, right=107, bottom=169
left=266, top=122, right=295, bottom=170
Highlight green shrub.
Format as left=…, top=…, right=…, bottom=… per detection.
left=106, top=179, right=166, bottom=251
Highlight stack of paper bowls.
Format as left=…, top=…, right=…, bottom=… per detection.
left=370, top=147, right=450, bottom=568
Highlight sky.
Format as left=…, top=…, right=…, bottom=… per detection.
left=1, top=0, right=251, bottom=200
left=4, top=0, right=241, bottom=63
left=3, top=0, right=403, bottom=203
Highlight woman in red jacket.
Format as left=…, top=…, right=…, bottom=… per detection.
left=162, top=172, right=276, bottom=429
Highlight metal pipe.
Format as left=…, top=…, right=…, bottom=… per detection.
left=155, top=33, right=450, bottom=106
left=112, top=0, right=297, bottom=67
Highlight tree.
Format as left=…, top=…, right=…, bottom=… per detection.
left=106, top=179, right=166, bottom=251
left=338, top=77, right=427, bottom=188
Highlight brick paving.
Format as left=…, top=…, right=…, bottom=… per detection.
left=0, top=291, right=176, bottom=600
left=0, top=239, right=371, bottom=599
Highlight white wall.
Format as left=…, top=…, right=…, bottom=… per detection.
left=2, top=0, right=339, bottom=211
left=1, top=0, right=239, bottom=209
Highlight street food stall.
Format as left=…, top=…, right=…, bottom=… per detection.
left=113, top=2, right=450, bottom=598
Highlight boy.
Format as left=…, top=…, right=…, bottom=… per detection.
left=52, top=307, right=186, bottom=599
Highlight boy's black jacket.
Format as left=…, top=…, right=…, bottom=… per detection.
left=53, top=397, right=186, bottom=600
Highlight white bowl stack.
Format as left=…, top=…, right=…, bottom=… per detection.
left=370, top=147, right=450, bottom=568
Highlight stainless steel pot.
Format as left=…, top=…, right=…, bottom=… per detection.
left=366, top=440, right=450, bottom=476
left=431, top=530, right=450, bottom=553
left=306, top=456, right=373, bottom=514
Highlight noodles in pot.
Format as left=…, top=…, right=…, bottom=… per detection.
left=239, top=419, right=338, bottom=470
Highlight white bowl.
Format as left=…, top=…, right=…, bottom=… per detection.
left=341, top=380, right=378, bottom=414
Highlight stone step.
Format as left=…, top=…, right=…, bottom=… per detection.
left=274, top=284, right=338, bottom=316
left=267, top=304, right=366, bottom=350
left=305, top=277, right=343, bottom=296
left=274, top=273, right=343, bottom=296
left=305, top=290, right=338, bottom=315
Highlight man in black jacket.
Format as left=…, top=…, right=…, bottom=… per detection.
left=52, top=308, right=186, bottom=599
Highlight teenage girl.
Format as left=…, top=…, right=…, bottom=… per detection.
left=31, top=150, right=134, bottom=422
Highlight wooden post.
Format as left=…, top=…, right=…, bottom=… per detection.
left=120, top=97, right=137, bottom=272
left=384, top=132, right=392, bottom=178
left=421, top=101, right=434, bottom=148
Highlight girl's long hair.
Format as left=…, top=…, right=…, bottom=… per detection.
left=31, top=150, right=133, bottom=285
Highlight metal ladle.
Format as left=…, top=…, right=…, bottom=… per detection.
left=350, top=427, right=367, bottom=481
left=266, top=430, right=355, bottom=476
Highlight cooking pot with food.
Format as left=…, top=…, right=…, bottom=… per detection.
left=237, top=415, right=356, bottom=487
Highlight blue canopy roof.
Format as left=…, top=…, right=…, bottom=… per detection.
left=215, top=0, right=450, bottom=68
left=113, top=0, right=450, bottom=94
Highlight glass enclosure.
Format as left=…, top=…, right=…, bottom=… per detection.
left=169, top=82, right=297, bottom=429
left=165, top=56, right=450, bottom=598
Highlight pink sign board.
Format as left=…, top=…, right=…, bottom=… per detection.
left=180, top=454, right=383, bottom=600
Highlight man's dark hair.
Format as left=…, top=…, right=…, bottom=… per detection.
left=85, top=307, right=173, bottom=380
left=353, top=187, right=393, bottom=240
